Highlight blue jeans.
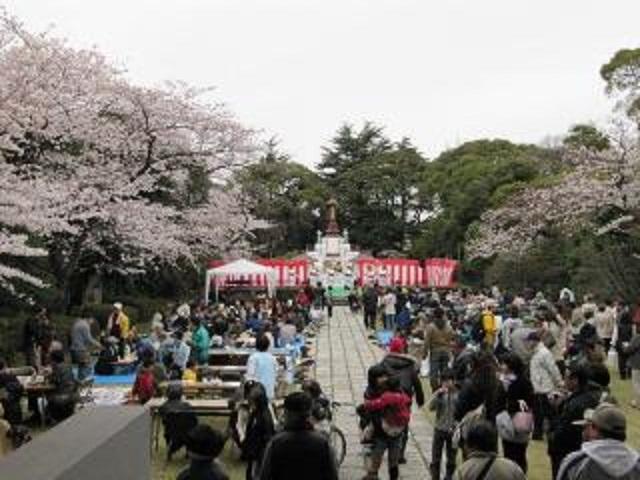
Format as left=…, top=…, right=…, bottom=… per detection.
left=71, top=350, right=94, bottom=381
left=384, top=314, right=395, bottom=330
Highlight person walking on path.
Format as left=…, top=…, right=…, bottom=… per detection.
left=381, top=337, right=425, bottom=463
left=362, top=285, right=378, bottom=330
left=624, top=325, right=640, bottom=409
left=424, top=307, right=455, bottom=391
left=429, top=369, right=458, bottom=480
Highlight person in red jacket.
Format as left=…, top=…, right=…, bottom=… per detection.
left=359, top=376, right=412, bottom=480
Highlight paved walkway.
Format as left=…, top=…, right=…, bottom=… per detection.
left=314, top=307, right=434, bottom=480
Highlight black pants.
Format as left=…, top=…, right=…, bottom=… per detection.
left=430, top=429, right=456, bottom=480
left=502, top=440, right=528, bottom=473
left=327, top=304, right=333, bottom=318
left=618, top=349, right=631, bottom=379
left=532, top=393, right=552, bottom=439
left=363, top=310, right=376, bottom=329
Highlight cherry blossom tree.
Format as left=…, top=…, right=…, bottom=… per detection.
left=0, top=9, right=258, bottom=299
left=466, top=125, right=640, bottom=260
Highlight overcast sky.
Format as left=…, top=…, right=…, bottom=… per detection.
left=4, top=0, right=639, bottom=166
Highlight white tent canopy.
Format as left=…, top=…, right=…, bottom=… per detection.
left=205, top=258, right=277, bottom=304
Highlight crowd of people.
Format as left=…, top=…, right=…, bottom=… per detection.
left=353, top=284, right=640, bottom=480
left=2, top=282, right=640, bottom=480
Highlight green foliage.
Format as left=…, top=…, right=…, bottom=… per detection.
left=319, top=125, right=430, bottom=253
left=413, top=140, right=563, bottom=258
left=563, top=124, right=610, bottom=152
left=236, top=139, right=329, bottom=255
left=601, top=48, right=640, bottom=120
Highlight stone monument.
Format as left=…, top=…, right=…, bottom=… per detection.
left=307, top=198, right=359, bottom=297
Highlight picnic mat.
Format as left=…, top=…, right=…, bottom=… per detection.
left=94, top=373, right=136, bottom=386
left=376, top=330, right=394, bottom=347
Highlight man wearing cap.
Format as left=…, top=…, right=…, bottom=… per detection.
left=557, top=403, right=640, bottom=480
left=528, top=331, right=563, bottom=440
left=259, top=392, right=338, bottom=480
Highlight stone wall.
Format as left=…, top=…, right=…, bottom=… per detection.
left=0, top=406, right=150, bottom=480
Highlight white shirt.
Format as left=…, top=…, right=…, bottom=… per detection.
left=383, top=293, right=396, bottom=315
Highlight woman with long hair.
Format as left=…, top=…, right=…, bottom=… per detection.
left=499, top=353, right=534, bottom=473
left=242, top=383, right=275, bottom=480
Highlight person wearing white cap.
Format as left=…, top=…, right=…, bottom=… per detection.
left=557, top=403, right=640, bottom=480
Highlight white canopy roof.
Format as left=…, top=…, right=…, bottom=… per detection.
left=205, top=259, right=277, bottom=303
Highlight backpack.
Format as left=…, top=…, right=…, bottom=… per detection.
left=134, top=369, right=156, bottom=404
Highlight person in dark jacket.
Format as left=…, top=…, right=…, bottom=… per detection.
left=547, top=363, right=600, bottom=479
left=242, top=383, right=275, bottom=480
left=177, top=424, right=229, bottom=480
left=0, top=358, right=24, bottom=425
left=499, top=353, right=535, bottom=473
left=259, top=392, right=338, bottom=480
left=362, top=286, right=379, bottom=330
left=615, top=308, right=634, bottom=380
left=160, top=383, right=197, bottom=461
left=454, top=351, right=505, bottom=426
left=381, top=336, right=425, bottom=463
left=45, top=350, right=78, bottom=422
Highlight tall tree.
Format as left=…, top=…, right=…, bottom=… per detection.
left=236, top=140, right=327, bottom=256
left=319, top=123, right=428, bottom=253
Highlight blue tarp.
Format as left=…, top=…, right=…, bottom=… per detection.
left=376, top=330, right=394, bottom=346
left=93, top=373, right=136, bottom=385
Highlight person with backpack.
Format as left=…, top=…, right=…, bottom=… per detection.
left=558, top=403, right=640, bottom=480
left=453, top=420, right=525, bottom=480
left=380, top=336, right=425, bottom=463
left=358, top=376, right=412, bottom=480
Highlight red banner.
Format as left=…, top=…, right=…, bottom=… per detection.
left=423, top=258, right=458, bottom=288
left=356, top=258, right=423, bottom=287
left=207, top=259, right=309, bottom=289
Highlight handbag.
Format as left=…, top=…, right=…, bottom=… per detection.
left=496, top=410, right=516, bottom=441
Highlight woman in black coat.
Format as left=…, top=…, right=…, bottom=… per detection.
left=242, top=383, right=275, bottom=480
left=616, top=307, right=634, bottom=379
left=499, top=353, right=534, bottom=473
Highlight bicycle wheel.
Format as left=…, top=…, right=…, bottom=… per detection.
left=329, top=425, right=347, bottom=466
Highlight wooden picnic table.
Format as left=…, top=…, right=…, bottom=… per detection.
left=158, top=380, right=241, bottom=399
left=146, top=397, right=232, bottom=451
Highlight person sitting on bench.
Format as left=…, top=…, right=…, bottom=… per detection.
left=159, top=382, right=198, bottom=460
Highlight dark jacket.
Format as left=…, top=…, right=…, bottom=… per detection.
left=242, top=408, right=275, bottom=461
left=259, top=416, right=338, bottom=480
left=362, top=288, right=378, bottom=313
left=625, top=334, right=640, bottom=370
left=548, top=386, right=600, bottom=458
left=504, top=375, right=534, bottom=415
left=177, top=459, right=229, bottom=480
left=380, top=353, right=425, bottom=407
left=455, top=378, right=505, bottom=424
left=0, top=372, right=24, bottom=425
